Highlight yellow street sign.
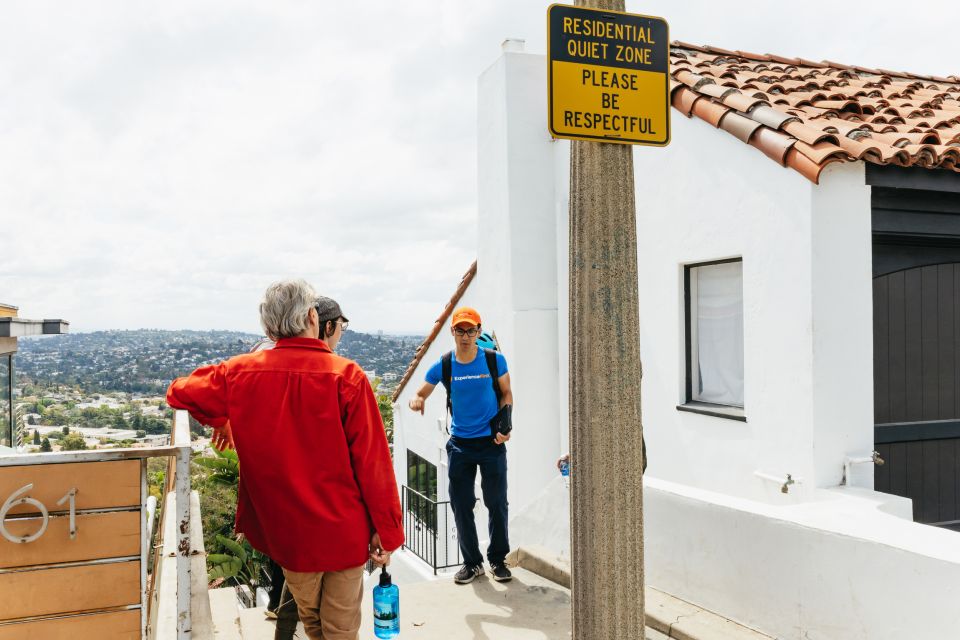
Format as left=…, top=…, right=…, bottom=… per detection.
left=548, top=4, right=670, bottom=146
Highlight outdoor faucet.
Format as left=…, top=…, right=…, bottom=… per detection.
left=841, top=451, right=885, bottom=486
left=781, top=474, right=795, bottom=494
left=753, top=470, right=803, bottom=494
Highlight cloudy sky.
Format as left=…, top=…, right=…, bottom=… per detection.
left=2, top=1, right=957, bottom=335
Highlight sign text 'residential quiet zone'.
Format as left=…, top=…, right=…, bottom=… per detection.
left=548, top=5, right=670, bottom=146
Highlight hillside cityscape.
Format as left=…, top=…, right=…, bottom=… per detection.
left=12, top=329, right=422, bottom=452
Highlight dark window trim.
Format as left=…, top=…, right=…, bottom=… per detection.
left=683, top=257, right=744, bottom=409
left=875, top=420, right=960, bottom=444
left=677, top=402, right=747, bottom=422
left=866, top=164, right=960, bottom=194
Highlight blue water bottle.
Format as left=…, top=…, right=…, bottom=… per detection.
left=373, top=566, right=400, bottom=638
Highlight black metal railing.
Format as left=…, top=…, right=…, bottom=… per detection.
left=401, top=485, right=462, bottom=574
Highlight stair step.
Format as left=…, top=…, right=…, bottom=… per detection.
left=208, top=588, right=242, bottom=640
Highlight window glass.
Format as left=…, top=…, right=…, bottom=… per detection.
left=689, top=261, right=744, bottom=407
left=406, top=450, right=437, bottom=501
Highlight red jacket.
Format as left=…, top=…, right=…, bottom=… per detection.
left=166, top=337, right=403, bottom=572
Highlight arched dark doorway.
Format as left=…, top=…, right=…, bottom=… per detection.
left=873, top=263, right=960, bottom=526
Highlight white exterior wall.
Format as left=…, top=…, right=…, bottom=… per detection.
left=635, top=111, right=818, bottom=501
left=810, top=163, right=875, bottom=488
left=475, top=47, right=563, bottom=513
left=645, top=478, right=960, bottom=640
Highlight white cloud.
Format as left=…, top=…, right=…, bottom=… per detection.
left=1, top=1, right=958, bottom=334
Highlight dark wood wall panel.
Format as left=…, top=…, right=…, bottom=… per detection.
left=877, top=438, right=960, bottom=523
left=874, top=277, right=889, bottom=422
left=938, top=264, right=955, bottom=419
left=888, top=271, right=907, bottom=423
left=939, top=440, right=957, bottom=523
left=904, top=268, right=923, bottom=419
left=874, top=443, right=891, bottom=492
left=874, top=263, right=960, bottom=425
left=872, top=179, right=960, bottom=527
left=889, top=442, right=907, bottom=497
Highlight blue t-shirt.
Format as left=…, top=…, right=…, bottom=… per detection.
left=426, top=349, right=508, bottom=439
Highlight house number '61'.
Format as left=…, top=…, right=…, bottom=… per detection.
left=0, top=484, right=79, bottom=544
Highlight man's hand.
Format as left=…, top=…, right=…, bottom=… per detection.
left=408, top=396, right=425, bottom=415
left=211, top=421, right=235, bottom=451
left=494, top=432, right=511, bottom=445
left=369, top=532, right=392, bottom=567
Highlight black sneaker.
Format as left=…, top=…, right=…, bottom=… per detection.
left=490, top=562, right=512, bottom=582
left=454, top=564, right=483, bottom=584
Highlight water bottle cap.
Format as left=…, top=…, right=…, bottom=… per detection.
left=379, top=565, right=392, bottom=587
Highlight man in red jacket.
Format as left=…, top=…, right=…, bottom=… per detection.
left=167, top=280, right=403, bottom=640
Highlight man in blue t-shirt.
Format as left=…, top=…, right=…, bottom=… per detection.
left=408, top=306, right=514, bottom=584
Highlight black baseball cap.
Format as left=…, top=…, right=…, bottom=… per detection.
left=315, top=296, right=348, bottom=323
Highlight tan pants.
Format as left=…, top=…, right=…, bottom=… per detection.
left=282, top=564, right=365, bottom=640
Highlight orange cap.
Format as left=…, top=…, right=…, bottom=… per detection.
left=451, top=306, right=481, bottom=327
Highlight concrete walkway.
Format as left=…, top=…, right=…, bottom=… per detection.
left=231, top=564, right=668, bottom=639
left=360, top=566, right=576, bottom=639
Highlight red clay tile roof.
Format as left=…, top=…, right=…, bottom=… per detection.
left=670, top=42, right=960, bottom=183
left=391, top=261, right=477, bottom=403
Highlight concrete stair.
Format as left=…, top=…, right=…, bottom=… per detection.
left=208, top=587, right=243, bottom=639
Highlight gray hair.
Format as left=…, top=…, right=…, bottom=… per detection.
left=259, top=279, right=318, bottom=340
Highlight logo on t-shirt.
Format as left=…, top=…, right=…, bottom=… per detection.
left=452, top=373, right=490, bottom=381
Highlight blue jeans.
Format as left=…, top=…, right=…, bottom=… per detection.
left=446, top=436, right=509, bottom=567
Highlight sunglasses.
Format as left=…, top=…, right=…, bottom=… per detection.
left=317, top=311, right=349, bottom=332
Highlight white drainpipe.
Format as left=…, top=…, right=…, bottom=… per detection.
left=841, top=451, right=884, bottom=486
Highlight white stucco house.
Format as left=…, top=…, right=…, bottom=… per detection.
left=392, top=39, right=960, bottom=639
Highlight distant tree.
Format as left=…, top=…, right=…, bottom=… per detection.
left=32, top=430, right=40, bottom=445
left=136, top=430, right=146, bottom=438
left=62, top=426, right=70, bottom=435
left=26, top=415, right=36, bottom=425
left=60, top=433, right=87, bottom=451
left=40, top=437, right=52, bottom=452
left=113, top=413, right=128, bottom=430
left=42, top=405, right=67, bottom=425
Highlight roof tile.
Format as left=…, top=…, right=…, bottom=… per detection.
left=721, top=91, right=769, bottom=112
left=792, top=140, right=849, bottom=165
left=781, top=120, right=839, bottom=145
left=672, top=86, right=701, bottom=117
left=691, top=98, right=731, bottom=128
left=748, top=105, right=799, bottom=130
left=785, top=146, right=826, bottom=183
left=670, top=43, right=960, bottom=181
left=719, top=111, right=764, bottom=142
left=748, top=127, right=797, bottom=165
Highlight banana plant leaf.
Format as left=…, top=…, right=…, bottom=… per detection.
left=216, top=534, right=248, bottom=563
left=208, top=554, right=243, bottom=581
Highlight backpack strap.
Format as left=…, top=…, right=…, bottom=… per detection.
left=441, top=351, right=453, bottom=415
left=484, top=348, right=503, bottom=406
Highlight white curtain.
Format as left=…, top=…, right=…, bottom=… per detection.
left=693, top=262, right=744, bottom=407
